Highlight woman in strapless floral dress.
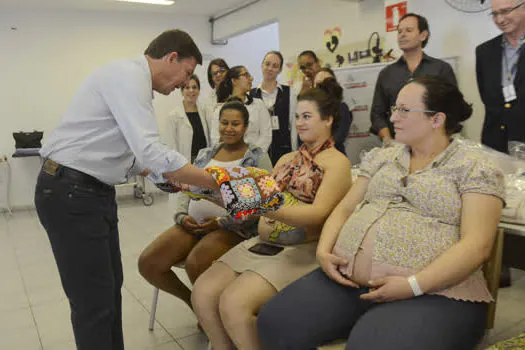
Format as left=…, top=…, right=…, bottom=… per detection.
left=192, top=78, right=352, bottom=350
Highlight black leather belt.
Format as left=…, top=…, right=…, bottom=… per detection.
left=42, top=159, right=113, bottom=191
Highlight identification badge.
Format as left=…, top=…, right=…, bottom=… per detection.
left=271, top=115, right=280, bottom=130
left=503, top=84, right=517, bottom=102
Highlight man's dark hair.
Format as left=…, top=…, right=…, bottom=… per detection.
left=399, top=13, right=430, bottom=48
left=144, top=29, right=202, bottom=64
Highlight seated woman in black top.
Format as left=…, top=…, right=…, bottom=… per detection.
left=161, top=74, right=209, bottom=162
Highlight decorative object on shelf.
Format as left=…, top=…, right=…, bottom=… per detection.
left=324, top=26, right=342, bottom=53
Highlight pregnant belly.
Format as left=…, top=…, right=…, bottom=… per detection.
left=188, top=199, right=229, bottom=224
left=336, top=222, right=379, bottom=287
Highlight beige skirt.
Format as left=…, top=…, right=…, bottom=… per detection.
left=218, top=236, right=319, bottom=291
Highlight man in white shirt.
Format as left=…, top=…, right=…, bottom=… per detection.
left=34, top=29, right=216, bottom=350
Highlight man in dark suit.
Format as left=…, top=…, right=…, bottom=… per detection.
left=476, top=0, right=525, bottom=288
left=476, top=0, right=525, bottom=153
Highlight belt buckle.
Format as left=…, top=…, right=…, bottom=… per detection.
left=43, top=159, right=59, bottom=176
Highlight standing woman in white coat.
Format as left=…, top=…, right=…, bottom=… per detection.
left=161, top=74, right=209, bottom=163
left=161, top=75, right=210, bottom=215
left=211, top=66, right=272, bottom=152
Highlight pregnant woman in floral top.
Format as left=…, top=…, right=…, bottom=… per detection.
left=257, top=76, right=505, bottom=350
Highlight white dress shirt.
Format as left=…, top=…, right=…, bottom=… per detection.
left=40, top=55, right=188, bottom=185
left=209, top=97, right=272, bottom=152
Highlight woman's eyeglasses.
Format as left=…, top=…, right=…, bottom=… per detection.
left=390, top=105, right=437, bottom=118
left=238, top=72, right=252, bottom=79
left=299, top=62, right=314, bottom=71
left=211, top=68, right=226, bottom=77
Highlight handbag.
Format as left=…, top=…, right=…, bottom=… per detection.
left=12, top=131, right=44, bottom=149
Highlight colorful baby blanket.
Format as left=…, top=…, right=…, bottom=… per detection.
left=156, top=166, right=284, bottom=220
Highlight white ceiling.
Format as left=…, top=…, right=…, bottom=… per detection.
left=0, top=0, right=251, bottom=17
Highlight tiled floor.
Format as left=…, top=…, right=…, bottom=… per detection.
left=1, top=194, right=525, bottom=350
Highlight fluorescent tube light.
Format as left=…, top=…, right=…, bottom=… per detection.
left=116, top=0, right=174, bottom=5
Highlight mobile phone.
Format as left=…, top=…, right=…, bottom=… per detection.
left=248, top=242, right=284, bottom=256
left=155, top=183, right=180, bottom=193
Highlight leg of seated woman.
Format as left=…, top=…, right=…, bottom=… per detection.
left=257, top=268, right=368, bottom=350
left=219, top=271, right=277, bottom=350
left=347, top=295, right=487, bottom=350
left=185, top=229, right=244, bottom=284
left=192, top=262, right=238, bottom=350
left=138, top=225, right=198, bottom=309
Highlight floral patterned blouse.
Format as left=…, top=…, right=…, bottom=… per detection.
left=333, top=139, right=505, bottom=302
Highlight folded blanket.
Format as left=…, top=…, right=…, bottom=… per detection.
left=207, top=166, right=284, bottom=220
left=156, top=166, right=284, bottom=220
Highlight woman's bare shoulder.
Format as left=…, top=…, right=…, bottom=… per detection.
left=316, top=148, right=351, bottom=171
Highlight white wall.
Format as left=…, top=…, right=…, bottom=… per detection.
left=409, top=1, right=500, bottom=142
left=214, top=0, right=380, bottom=65
left=0, top=9, right=209, bottom=209
left=0, top=8, right=278, bottom=209
left=214, top=0, right=502, bottom=141
left=213, top=22, right=280, bottom=87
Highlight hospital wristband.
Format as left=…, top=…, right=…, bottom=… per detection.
left=408, top=275, right=424, bottom=296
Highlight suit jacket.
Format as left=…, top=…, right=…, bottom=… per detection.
left=476, top=34, right=525, bottom=153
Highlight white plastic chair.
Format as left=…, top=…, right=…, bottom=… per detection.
left=148, top=261, right=186, bottom=331
left=148, top=287, right=160, bottom=331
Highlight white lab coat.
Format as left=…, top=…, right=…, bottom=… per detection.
left=160, top=102, right=210, bottom=161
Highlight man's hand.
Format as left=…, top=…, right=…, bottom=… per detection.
left=164, top=164, right=219, bottom=191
